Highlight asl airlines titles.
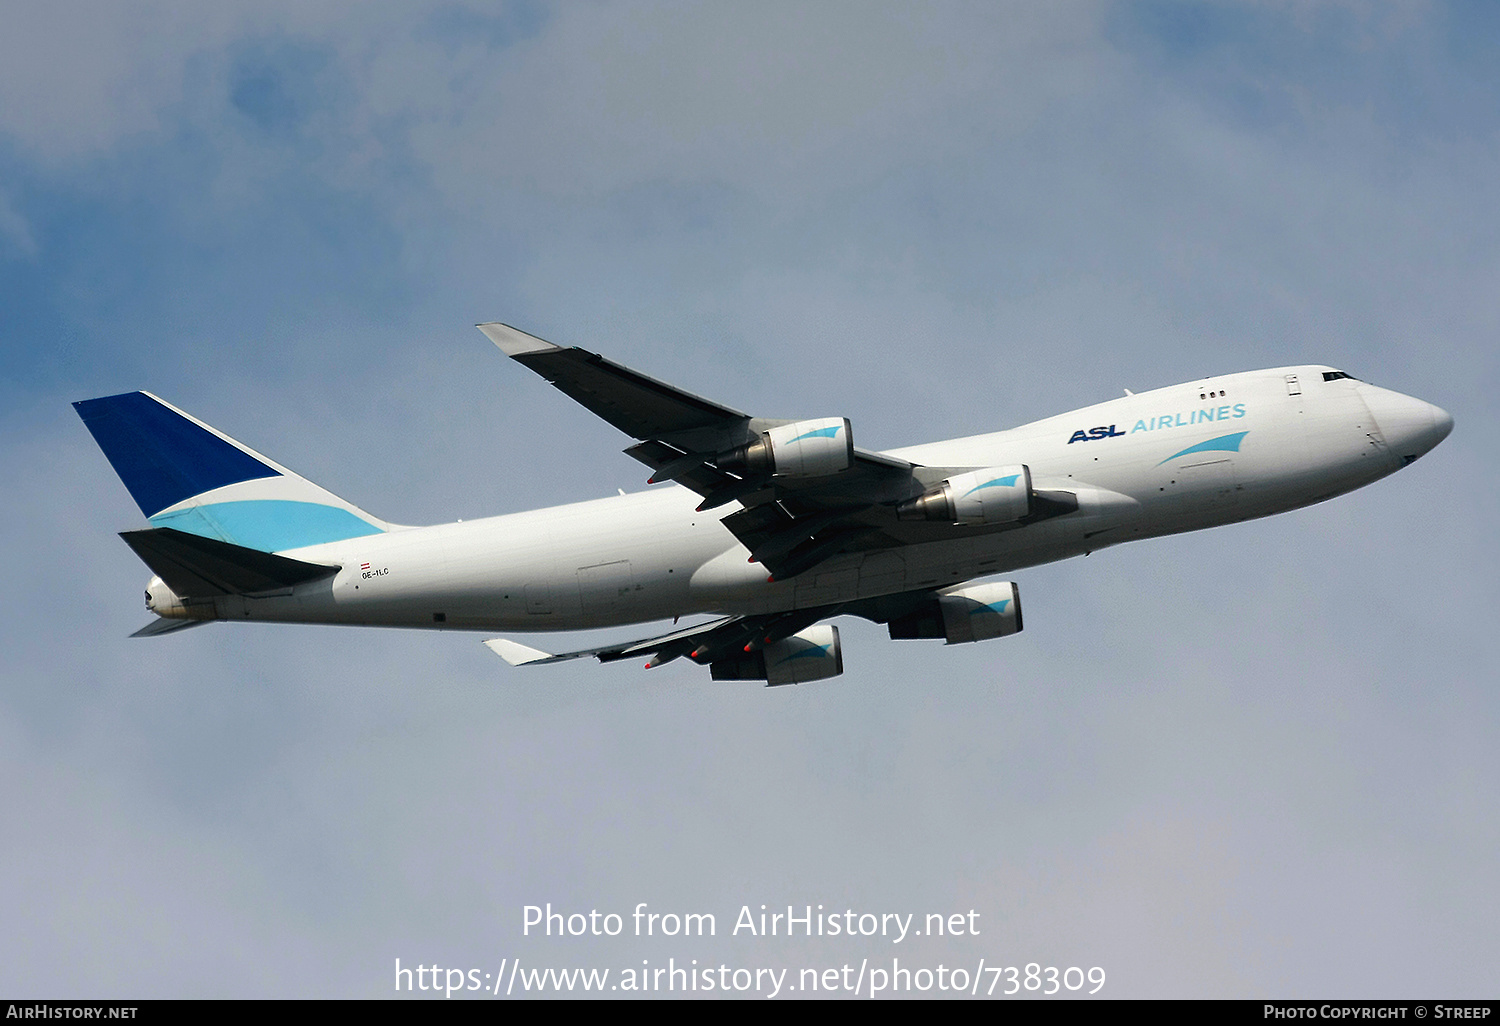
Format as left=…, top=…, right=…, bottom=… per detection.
left=1068, top=403, right=1248, bottom=443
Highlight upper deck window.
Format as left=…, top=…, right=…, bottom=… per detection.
left=1322, top=371, right=1359, bottom=382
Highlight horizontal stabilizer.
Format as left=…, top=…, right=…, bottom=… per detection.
left=131, top=617, right=211, bottom=638
left=120, top=527, right=339, bottom=599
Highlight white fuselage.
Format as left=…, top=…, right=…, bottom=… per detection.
left=152, top=365, right=1450, bottom=632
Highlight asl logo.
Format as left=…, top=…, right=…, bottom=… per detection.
left=1067, top=425, right=1127, bottom=444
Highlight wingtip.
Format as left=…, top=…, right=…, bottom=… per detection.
left=476, top=322, right=560, bottom=357
left=482, top=637, right=554, bottom=666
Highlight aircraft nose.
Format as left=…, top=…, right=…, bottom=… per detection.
left=1430, top=403, right=1455, bottom=443
left=1360, top=385, right=1454, bottom=464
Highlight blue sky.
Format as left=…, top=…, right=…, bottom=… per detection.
left=2, top=1, right=1496, bottom=997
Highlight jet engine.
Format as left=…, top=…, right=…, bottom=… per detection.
left=710, top=625, right=844, bottom=685
left=718, top=417, right=853, bottom=478
left=897, top=465, right=1032, bottom=525
left=887, top=582, right=1022, bottom=644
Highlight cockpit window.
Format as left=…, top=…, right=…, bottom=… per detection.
left=1322, top=371, right=1359, bottom=382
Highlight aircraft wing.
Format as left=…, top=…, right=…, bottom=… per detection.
left=480, top=321, right=914, bottom=481
left=478, top=322, right=751, bottom=441
left=484, top=605, right=842, bottom=671
left=480, top=322, right=1072, bottom=580
left=483, top=586, right=979, bottom=676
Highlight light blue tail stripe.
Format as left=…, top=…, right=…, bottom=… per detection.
left=150, top=500, right=383, bottom=552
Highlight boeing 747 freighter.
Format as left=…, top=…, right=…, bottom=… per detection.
left=74, top=323, right=1452, bottom=684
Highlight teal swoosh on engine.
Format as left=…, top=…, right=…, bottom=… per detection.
left=960, top=474, right=1020, bottom=497
left=778, top=644, right=833, bottom=662
left=787, top=426, right=843, bottom=443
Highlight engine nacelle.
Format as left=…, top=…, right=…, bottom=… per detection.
left=718, top=417, right=853, bottom=478
left=897, top=465, right=1032, bottom=525
left=710, top=625, right=844, bottom=685
left=887, top=582, right=1023, bottom=644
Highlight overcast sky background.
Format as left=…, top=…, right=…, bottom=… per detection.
left=2, top=0, right=1496, bottom=999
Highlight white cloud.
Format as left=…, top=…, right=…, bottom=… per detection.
left=393, top=3, right=1105, bottom=208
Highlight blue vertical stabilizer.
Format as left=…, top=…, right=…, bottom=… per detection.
left=74, top=392, right=389, bottom=552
